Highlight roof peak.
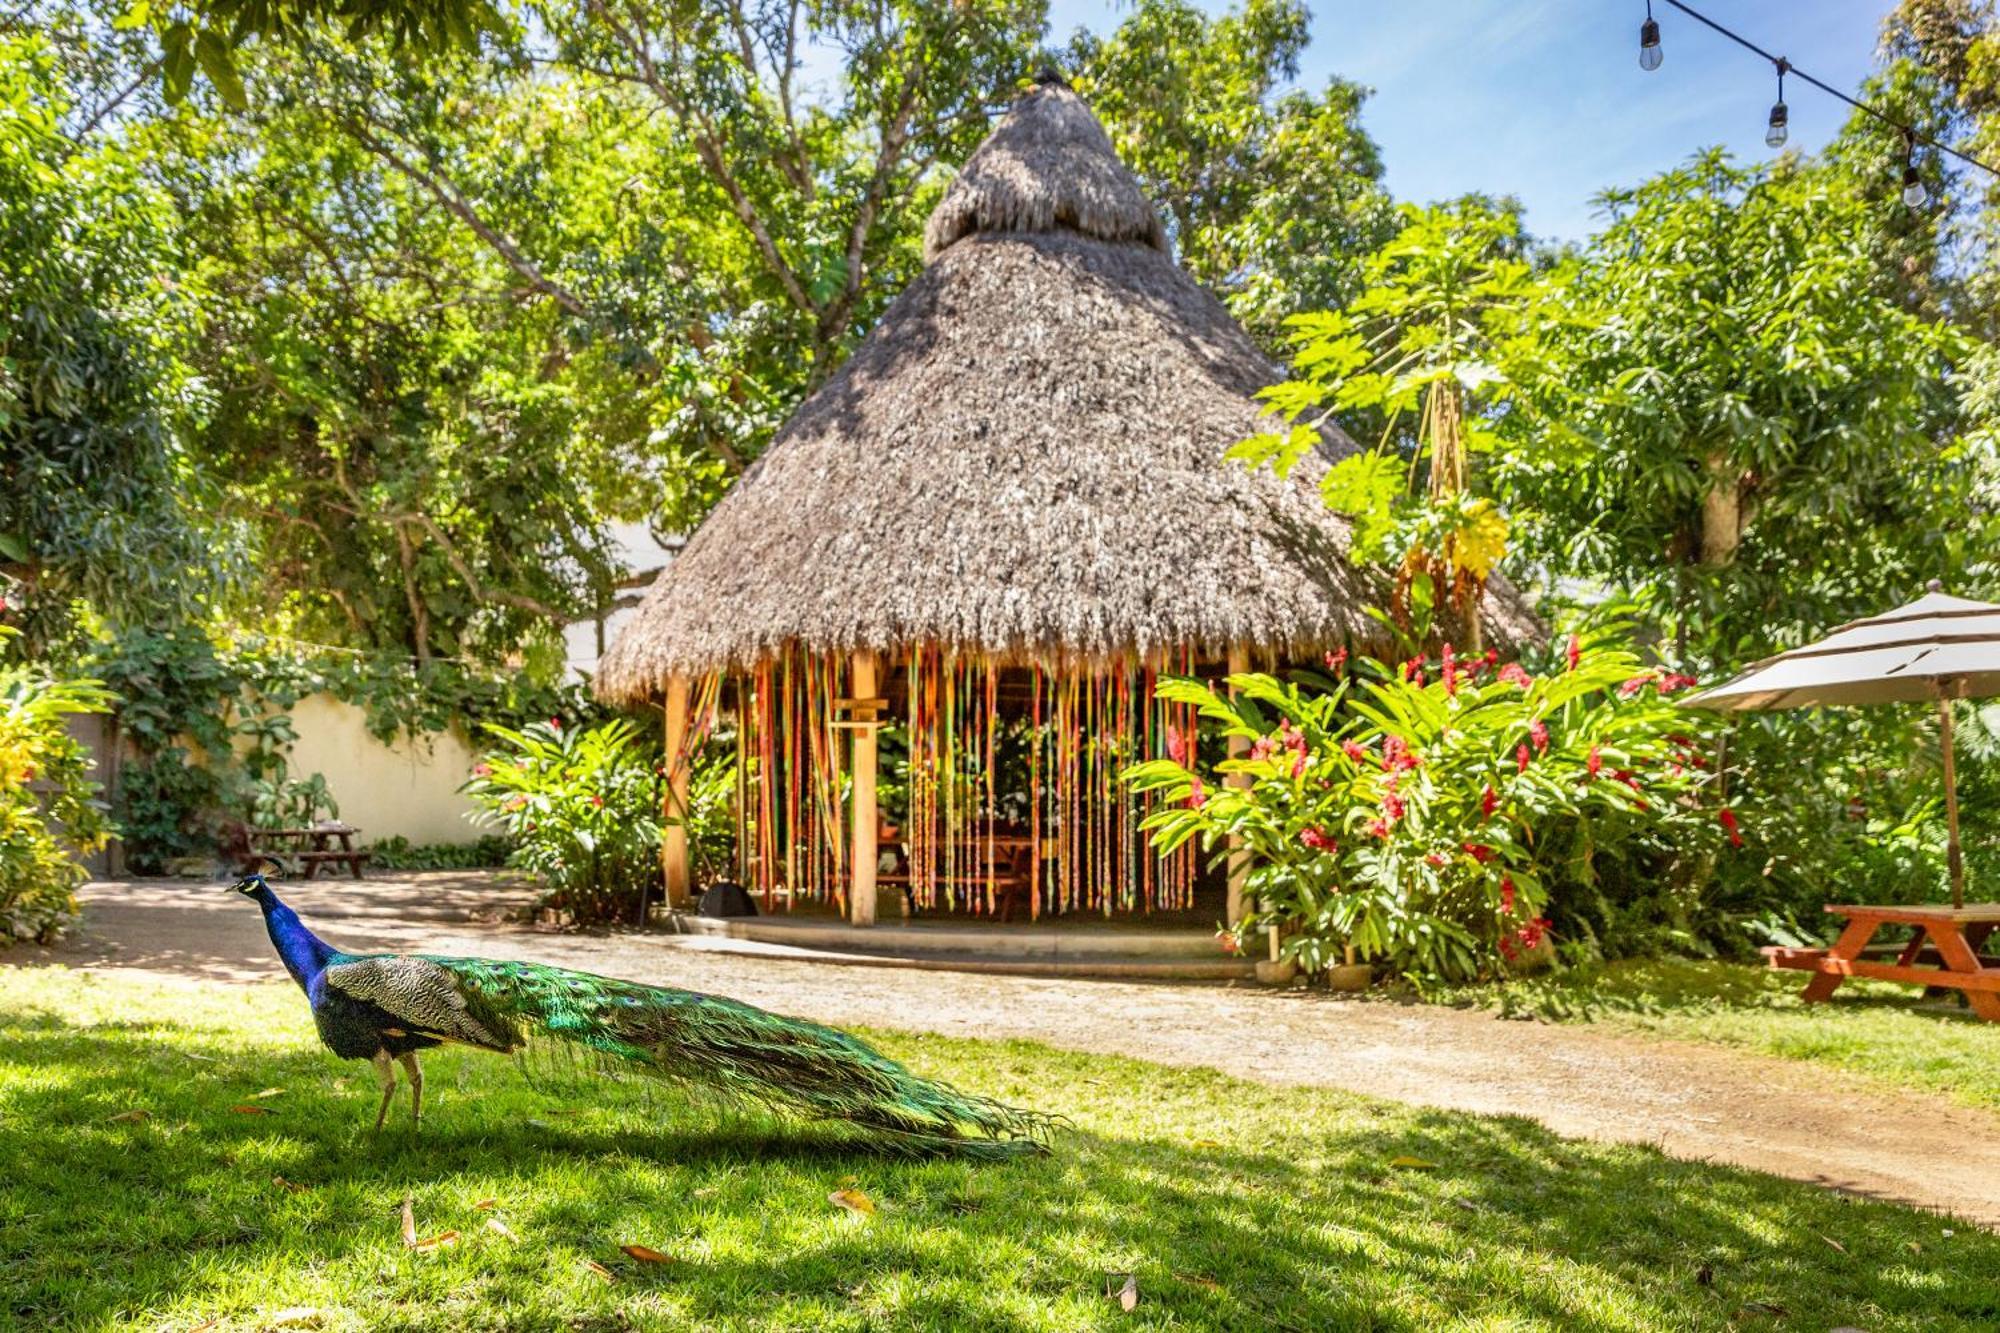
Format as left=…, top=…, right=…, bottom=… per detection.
left=922, top=79, right=1168, bottom=263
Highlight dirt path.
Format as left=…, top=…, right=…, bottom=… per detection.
left=19, top=875, right=2000, bottom=1226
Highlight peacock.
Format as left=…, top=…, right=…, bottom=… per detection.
left=232, top=873, right=1053, bottom=1159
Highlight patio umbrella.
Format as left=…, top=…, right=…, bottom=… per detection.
left=1682, top=581, right=2000, bottom=909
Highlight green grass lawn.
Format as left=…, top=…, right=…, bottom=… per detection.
left=2, top=969, right=1996, bottom=1332
left=1448, top=958, right=2000, bottom=1113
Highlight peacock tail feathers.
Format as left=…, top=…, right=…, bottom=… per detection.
left=381, top=955, right=1056, bottom=1159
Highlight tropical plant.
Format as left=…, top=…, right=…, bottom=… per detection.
left=1235, top=201, right=1541, bottom=649
left=1127, top=630, right=1722, bottom=986
left=463, top=718, right=662, bottom=925
left=0, top=633, right=115, bottom=943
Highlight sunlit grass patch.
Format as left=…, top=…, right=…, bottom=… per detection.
left=1, top=967, right=1995, bottom=1331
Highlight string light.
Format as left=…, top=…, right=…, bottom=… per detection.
left=1640, top=0, right=2000, bottom=204
left=1765, top=58, right=1788, bottom=149
left=1639, top=2, right=1663, bottom=72
left=1903, top=130, right=1930, bottom=209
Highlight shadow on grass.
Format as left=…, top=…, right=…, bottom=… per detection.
left=2, top=999, right=1997, bottom=1331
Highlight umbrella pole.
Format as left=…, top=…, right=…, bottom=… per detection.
left=1940, top=693, right=1966, bottom=911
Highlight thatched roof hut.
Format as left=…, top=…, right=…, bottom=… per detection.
left=598, top=74, right=1531, bottom=701
left=602, top=73, right=1538, bottom=928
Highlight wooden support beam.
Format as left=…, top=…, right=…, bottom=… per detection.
left=1225, top=644, right=1251, bottom=928
left=849, top=652, right=880, bottom=926
left=661, top=676, right=692, bottom=911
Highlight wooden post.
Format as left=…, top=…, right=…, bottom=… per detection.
left=661, top=676, right=692, bottom=911
left=849, top=652, right=880, bottom=926
left=1226, top=644, right=1252, bottom=927
left=1941, top=689, right=1966, bottom=911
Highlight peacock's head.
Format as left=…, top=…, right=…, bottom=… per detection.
left=229, top=857, right=285, bottom=898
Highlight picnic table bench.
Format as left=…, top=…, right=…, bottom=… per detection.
left=1765, top=902, right=2000, bottom=1021
left=250, top=823, right=370, bottom=881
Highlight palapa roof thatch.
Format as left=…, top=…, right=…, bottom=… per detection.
left=597, top=75, right=1536, bottom=703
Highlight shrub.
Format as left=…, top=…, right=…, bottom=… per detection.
left=1127, top=630, right=1723, bottom=987
left=366, top=834, right=516, bottom=871
left=463, top=718, right=661, bottom=925
left=0, top=639, right=114, bottom=943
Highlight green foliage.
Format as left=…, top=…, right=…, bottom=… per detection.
left=0, top=632, right=114, bottom=943
left=1129, top=631, right=1720, bottom=986
left=0, top=27, right=232, bottom=640
left=1064, top=0, right=1395, bottom=341
left=1245, top=201, right=1540, bottom=645
left=463, top=718, right=662, bottom=925
left=365, top=832, right=515, bottom=870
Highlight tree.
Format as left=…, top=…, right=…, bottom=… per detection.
left=1239, top=201, right=1541, bottom=649
left=1497, top=152, right=1975, bottom=666
left=1063, top=0, right=1395, bottom=343
left=0, top=25, right=231, bottom=642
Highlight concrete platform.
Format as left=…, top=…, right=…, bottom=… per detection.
left=665, top=911, right=1254, bottom=980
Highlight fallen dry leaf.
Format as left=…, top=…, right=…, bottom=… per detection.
left=229, top=1104, right=277, bottom=1116
left=250, top=1087, right=286, bottom=1100
left=1820, top=1234, right=1848, bottom=1254
left=620, top=1244, right=675, bottom=1265
left=1108, top=1274, right=1138, bottom=1311
left=188, top=1320, right=219, bottom=1332
left=829, top=1187, right=876, bottom=1216
left=584, top=1259, right=618, bottom=1283
left=1174, top=1272, right=1220, bottom=1291
left=1388, top=1155, right=1438, bottom=1170
left=484, top=1217, right=519, bottom=1243
left=105, top=1109, right=150, bottom=1124
left=400, top=1196, right=418, bottom=1248
left=409, top=1231, right=458, bottom=1252
left=472, top=1198, right=498, bottom=1211
left=272, top=1176, right=310, bottom=1195
left=265, top=1308, right=325, bottom=1328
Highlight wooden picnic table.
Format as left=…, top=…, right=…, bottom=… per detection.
left=1765, top=902, right=2000, bottom=1021
left=250, top=823, right=370, bottom=881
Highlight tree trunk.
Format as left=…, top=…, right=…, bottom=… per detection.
left=1699, top=448, right=1746, bottom=568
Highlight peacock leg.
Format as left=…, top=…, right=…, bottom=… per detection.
left=370, top=1049, right=397, bottom=1132
left=399, top=1052, right=424, bottom=1128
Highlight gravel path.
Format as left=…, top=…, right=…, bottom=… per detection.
left=19, top=873, right=2000, bottom=1227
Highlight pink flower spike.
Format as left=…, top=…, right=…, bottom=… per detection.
left=1566, top=635, right=1581, bottom=672
left=1165, top=725, right=1187, bottom=766
left=1188, top=776, right=1208, bottom=810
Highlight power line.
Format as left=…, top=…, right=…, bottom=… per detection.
left=1645, top=0, right=2000, bottom=184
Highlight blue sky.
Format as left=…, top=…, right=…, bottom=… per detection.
left=1046, top=0, right=1898, bottom=241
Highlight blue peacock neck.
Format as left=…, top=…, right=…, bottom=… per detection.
left=250, top=885, right=336, bottom=990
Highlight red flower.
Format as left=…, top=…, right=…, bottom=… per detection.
left=1528, top=718, right=1549, bottom=754
left=1250, top=736, right=1275, bottom=762
left=549, top=716, right=563, bottom=730
left=1463, top=842, right=1496, bottom=863
left=1342, top=739, right=1370, bottom=764
left=1290, top=752, right=1307, bottom=780
left=1499, top=663, right=1533, bottom=689
left=1216, top=930, right=1239, bottom=955
left=1586, top=745, right=1602, bottom=778
left=1618, top=675, right=1650, bottom=700
left=590, top=795, right=604, bottom=807
left=1300, top=826, right=1337, bottom=852
left=1660, top=673, right=1699, bottom=694
left=1442, top=644, right=1459, bottom=697
left=1324, top=647, right=1349, bottom=673
left=1399, top=653, right=1428, bottom=682
left=472, top=762, right=492, bottom=778
left=1166, top=725, right=1187, bottom=766
left=1565, top=635, right=1581, bottom=672
left=1188, top=776, right=1207, bottom=810
left=1381, top=790, right=1407, bottom=821
left=1499, top=935, right=1519, bottom=961
left=1365, top=817, right=1392, bottom=838
left=1518, top=917, right=1551, bottom=950
left=1480, top=784, right=1498, bottom=818
left=1614, top=769, right=1641, bottom=793
left=1718, top=807, right=1743, bottom=847
left=1426, top=851, right=1448, bottom=867
left=1517, top=743, right=1531, bottom=774
left=1499, top=875, right=1517, bottom=914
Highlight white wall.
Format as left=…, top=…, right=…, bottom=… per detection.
left=283, top=694, right=485, bottom=845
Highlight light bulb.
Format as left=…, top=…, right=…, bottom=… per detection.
left=1902, top=165, right=1929, bottom=208
left=1765, top=101, right=1788, bottom=148
left=1639, top=18, right=1663, bottom=71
